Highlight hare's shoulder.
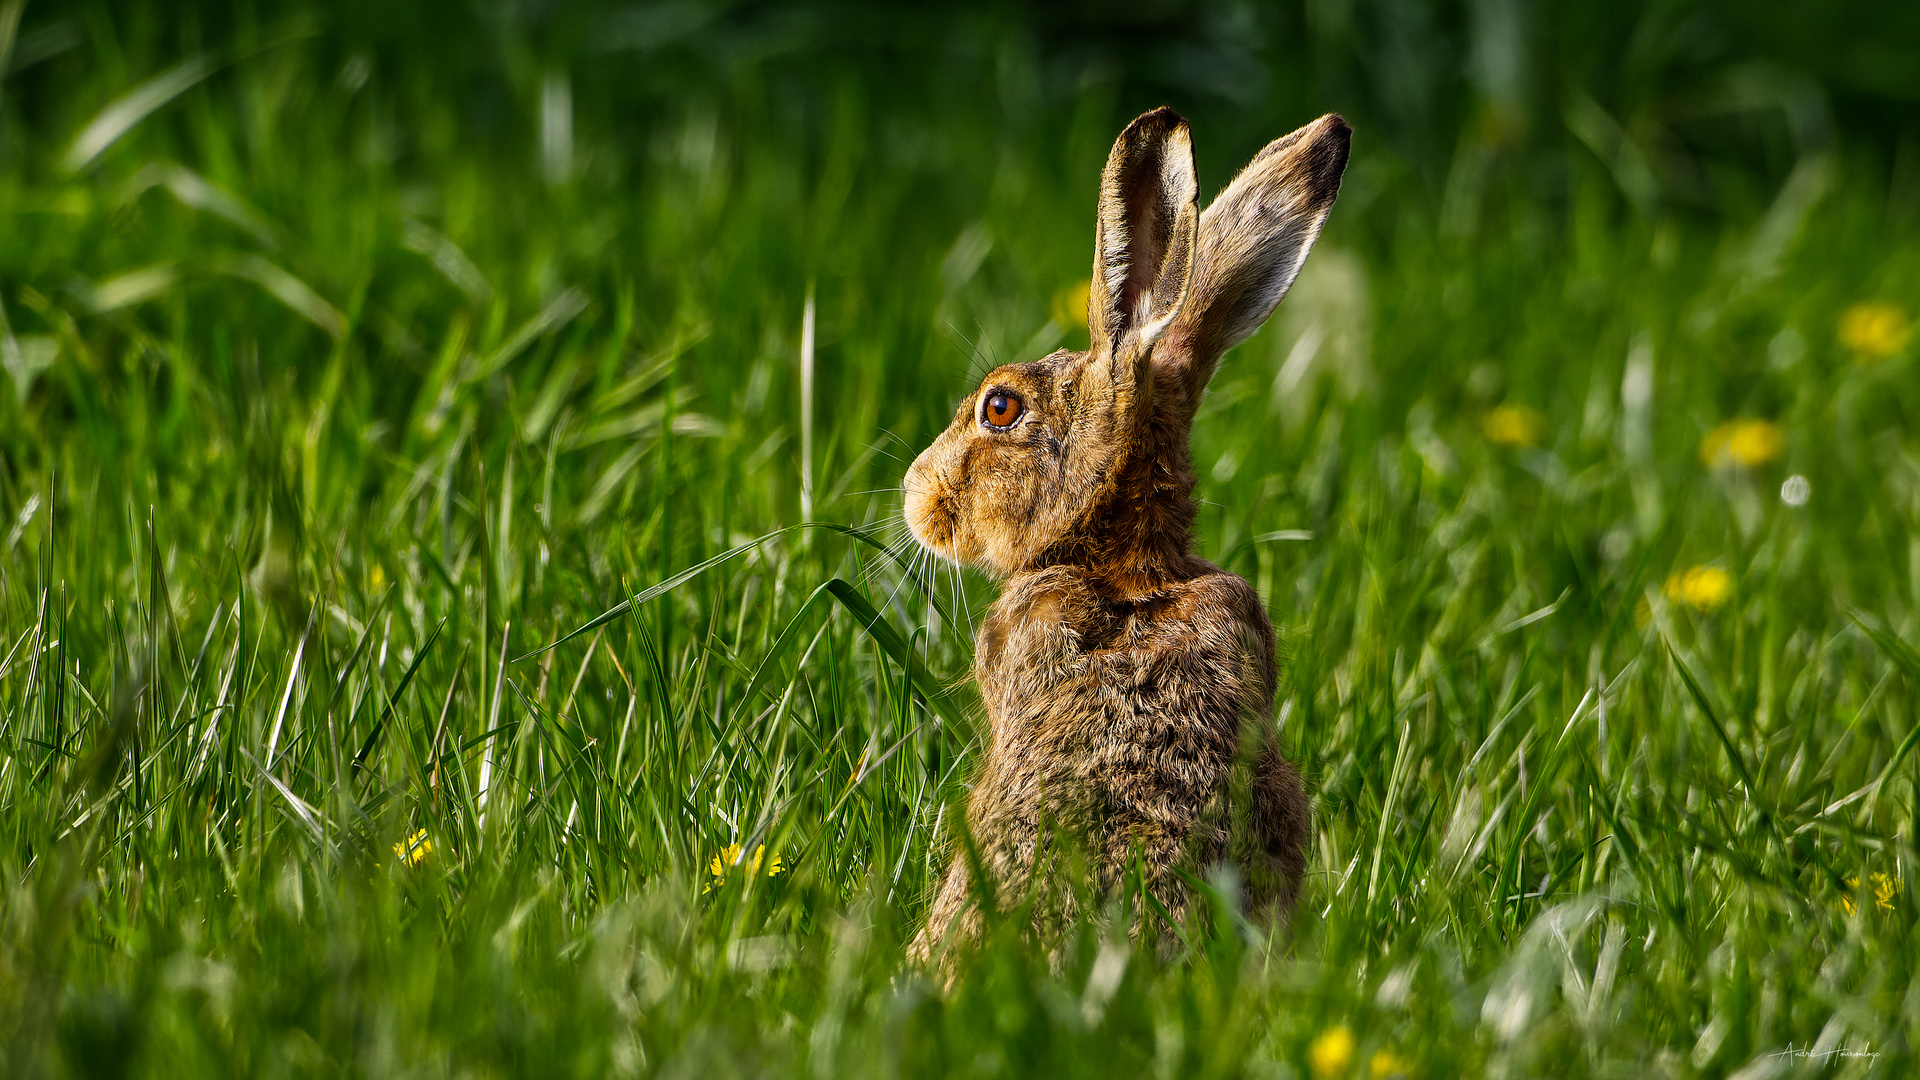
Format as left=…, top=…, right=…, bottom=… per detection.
left=975, top=565, right=1113, bottom=685
left=1123, top=564, right=1267, bottom=645
left=978, top=562, right=1268, bottom=653
left=1122, top=568, right=1276, bottom=714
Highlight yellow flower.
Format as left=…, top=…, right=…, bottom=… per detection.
left=1841, top=872, right=1898, bottom=914
left=1700, top=419, right=1782, bottom=468
left=1309, top=1024, right=1356, bottom=1078
left=1838, top=302, right=1911, bottom=359
left=1370, top=1047, right=1414, bottom=1078
left=1051, top=279, right=1091, bottom=332
left=704, top=843, right=784, bottom=892
left=393, top=828, right=432, bottom=866
left=370, top=563, right=385, bottom=590
left=1664, top=566, right=1733, bottom=612
left=1482, top=404, right=1544, bottom=448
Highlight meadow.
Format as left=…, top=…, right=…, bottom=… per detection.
left=4, top=1, right=1920, bottom=1076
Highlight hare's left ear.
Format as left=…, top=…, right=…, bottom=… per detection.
left=1161, top=113, right=1350, bottom=409
left=1043, top=107, right=1199, bottom=544
left=1087, top=107, right=1200, bottom=368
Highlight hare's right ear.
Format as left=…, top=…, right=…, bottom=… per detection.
left=1162, top=114, right=1350, bottom=407
left=1087, top=107, right=1200, bottom=369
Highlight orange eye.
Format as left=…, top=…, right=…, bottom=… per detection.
left=983, top=391, right=1023, bottom=430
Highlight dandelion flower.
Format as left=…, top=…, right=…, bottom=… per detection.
left=704, top=843, right=785, bottom=892
left=708, top=842, right=742, bottom=881
left=393, top=828, right=432, bottom=866
left=1700, top=419, right=1782, bottom=468
left=1482, top=404, right=1544, bottom=448
left=1838, top=302, right=1911, bottom=359
left=1842, top=872, right=1899, bottom=914
left=1370, top=1047, right=1414, bottom=1078
left=1664, top=566, right=1733, bottom=612
left=1051, top=279, right=1091, bottom=332
left=1309, top=1024, right=1356, bottom=1078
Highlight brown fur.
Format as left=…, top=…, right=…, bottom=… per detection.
left=903, top=108, right=1350, bottom=959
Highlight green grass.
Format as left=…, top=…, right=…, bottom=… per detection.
left=5, top=2, right=1920, bottom=1076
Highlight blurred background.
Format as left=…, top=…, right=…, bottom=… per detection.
left=6, top=0, right=1920, bottom=588
left=7, top=0, right=1918, bottom=480
left=6, top=2, right=1920, bottom=1075
left=8, top=0, right=1918, bottom=681
left=1, top=0, right=1913, bottom=607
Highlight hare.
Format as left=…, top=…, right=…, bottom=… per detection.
left=902, top=107, right=1350, bottom=958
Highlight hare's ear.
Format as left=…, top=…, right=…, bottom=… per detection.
left=1162, top=113, right=1350, bottom=404
left=1088, top=107, right=1200, bottom=365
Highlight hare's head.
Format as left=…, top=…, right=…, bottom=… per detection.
left=905, top=108, right=1349, bottom=582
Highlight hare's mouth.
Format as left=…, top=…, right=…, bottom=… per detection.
left=903, top=487, right=958, bottom=560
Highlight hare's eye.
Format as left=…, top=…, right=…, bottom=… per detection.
left=982, top=391, right=1023, bottom=430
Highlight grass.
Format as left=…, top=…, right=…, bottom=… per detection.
left=4, top=2, right=1920, bottom=1076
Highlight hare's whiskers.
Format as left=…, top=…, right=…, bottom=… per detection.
left=860, top=531, right=917, bottom=591
left=879, top=545, right=921, bottom=616
left=872, top=428, right=915, bottom=451
left=942, top=320, right=1000, bottom=385
left=863, top=443, right=910, bottom=467
left=857, top=518, right=920, bottom=592
left=944, top=555, right=973, bottom=642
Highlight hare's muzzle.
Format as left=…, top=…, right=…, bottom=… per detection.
left=902, top=453, right=959, bottom=561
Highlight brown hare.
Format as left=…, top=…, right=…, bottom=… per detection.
left=902, top=107, right=1350, bottom=958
